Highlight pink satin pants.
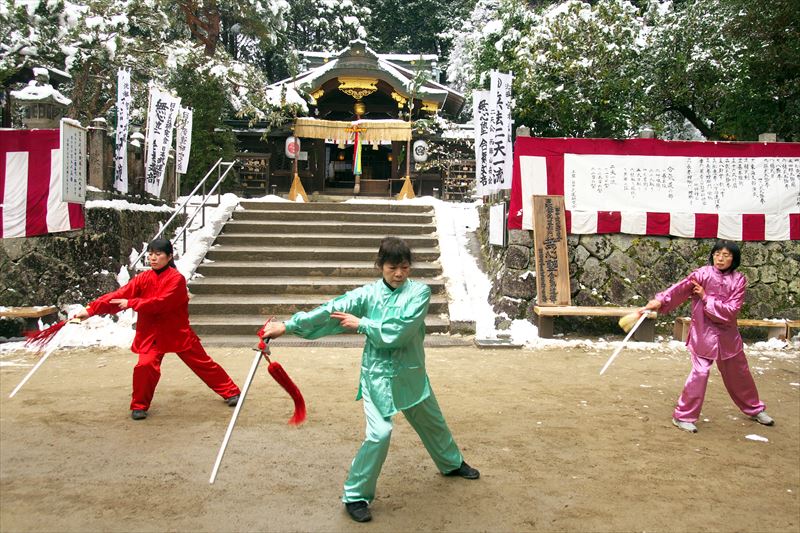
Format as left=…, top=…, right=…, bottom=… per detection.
left=673, top=351, right=765, bottom=423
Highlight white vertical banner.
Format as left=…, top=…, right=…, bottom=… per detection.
left=175, top=106, right=193, bottom=175
left=473, top=90, right=490, bottom=197
left=144, top=87, right=181, bottom=197
left=488, top=71, right=513, bottom=192
left=59, top=118, right=87, bottom=204
left=113, top=68, right=131, bottom=193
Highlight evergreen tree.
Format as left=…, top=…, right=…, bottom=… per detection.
left=449, top=0, right=799, bottom=141
left=171, top=61, right=237, bottom=194
left=364, top=0, right=476, bottom=56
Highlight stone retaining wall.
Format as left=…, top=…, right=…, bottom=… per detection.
left=0, top=205, right=182, bottom=337
left=478, top=204, right=800, bottom=335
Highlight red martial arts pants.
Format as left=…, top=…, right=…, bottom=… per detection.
left=130, top=338, right=240, bottom=411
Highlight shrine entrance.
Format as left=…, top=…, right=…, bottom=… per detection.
left=325, top=141, right=393, bottom=193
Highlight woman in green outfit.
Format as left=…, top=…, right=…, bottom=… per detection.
left=260, top=236, right=479, bottom=523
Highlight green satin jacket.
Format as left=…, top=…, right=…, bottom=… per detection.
left=284, top=278, right=432, bottom=417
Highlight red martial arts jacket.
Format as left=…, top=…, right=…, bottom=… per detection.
left=87, top=266, right=198, bottom=354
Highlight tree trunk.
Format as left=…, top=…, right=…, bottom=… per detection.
left=177, top=0, right=220, bottom=57
left=666, top=105, right=716, bottom=140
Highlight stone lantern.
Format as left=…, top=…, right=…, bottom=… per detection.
left=11, top=68, right=71, bottom=129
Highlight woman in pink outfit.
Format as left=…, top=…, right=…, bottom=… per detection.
left=641, top=240, right=775, bottom=433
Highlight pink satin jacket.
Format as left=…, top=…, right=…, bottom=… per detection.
left=656, top=265, right=747, bottom=360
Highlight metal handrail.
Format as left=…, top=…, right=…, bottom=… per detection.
left=131, top=158, right=236, bottom=269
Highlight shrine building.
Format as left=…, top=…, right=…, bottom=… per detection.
left=230, top=39, right=472, bottom=198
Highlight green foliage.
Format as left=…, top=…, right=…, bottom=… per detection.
left=364, top=0, right=477, bottom=55
left=0, top=0, right=62, bottom=85
left=644, top=0, right=800, bottom=141
left=451, top=0, right=800, bottom=141
left=644, top=0, right=741, bottom=139
left=518, top=0, right=650, bottom=138
left=711, top=0, right=800, bottom=141
left=171, top=63, right=237, bottom=195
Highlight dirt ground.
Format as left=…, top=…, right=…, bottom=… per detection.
left=1, top=341, right=798, bottom=533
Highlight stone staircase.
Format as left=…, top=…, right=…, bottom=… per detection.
left=188, top=200, right=460, bottom=347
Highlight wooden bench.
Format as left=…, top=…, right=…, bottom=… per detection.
left=788, top=320, right=800, bottom=340
left=673, top=317, right=787, bottom=342
left=533, top=306, right=657, bottom=341
left=0, top=306, right=59, bottom=331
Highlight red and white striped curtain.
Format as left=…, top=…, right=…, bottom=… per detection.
left=509, top=137, right=800, bottom=241
left=0, top=129, right=85, bottom=238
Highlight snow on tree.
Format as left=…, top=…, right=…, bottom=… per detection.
left=446, top=0, right=799, bottom=141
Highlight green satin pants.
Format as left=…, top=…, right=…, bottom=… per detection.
left=342, top=387, right=463, bottom=504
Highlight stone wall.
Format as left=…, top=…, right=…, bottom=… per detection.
left=0, top=205, right=182, bottom=336
left=478, top=203, right=800, bottom=335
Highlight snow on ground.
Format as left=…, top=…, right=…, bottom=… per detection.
left=1, top=195, right=798, bottom=362
left=173, top=193, right=241, bottom=280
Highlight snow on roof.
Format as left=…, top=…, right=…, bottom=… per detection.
left=302, top=49, right=438, bottom=63
left=269, top=58, right=340, bottom=90
left=11, top=80, right=72, bottom=105
left=301, top=51, right=334, bottom=58
left=285, top=40, right=452, bottom=100
left=379, top=53, right=438, bottom=62
left=265, top=83, right=309, bottom=111
left=378, top=58, right=461, bottom=98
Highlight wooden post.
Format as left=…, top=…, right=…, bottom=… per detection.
left=405, top=137, right=411, bottom=180
left=87, top=118, right=108, bottom=190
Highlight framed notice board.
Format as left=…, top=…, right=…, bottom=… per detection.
left=532, top=195, right=571, bottom=305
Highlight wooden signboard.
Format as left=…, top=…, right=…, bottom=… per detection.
left=531, top=195, right=571, bottom=306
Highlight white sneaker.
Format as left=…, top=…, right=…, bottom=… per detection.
left=672, top=418, right=698, bottom=433
left=751, top=411, right=775, bottom=426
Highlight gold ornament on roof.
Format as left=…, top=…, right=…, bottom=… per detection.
left=421, top=101, right=439, bottom=112
left=310, top=88, right=325, bottom=100
left=391, top=91, right=408, bottom=109
left=338, top=77, right=378, bottom=100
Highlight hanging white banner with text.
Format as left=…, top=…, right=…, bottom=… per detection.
left=175, top=107, right=193, bottom=175
left=144, top=87, right=181, bottom=197
left=113, top=68, right=131, bottom=193
left=508, top=137, right=800, bottom=241
left=487, top=71, right=513, bottom=193
left=473, top=90, right=490, bottom=196
left=60, top=118, right=86, bottom=204
left=563, top=154, right=800, bottom=215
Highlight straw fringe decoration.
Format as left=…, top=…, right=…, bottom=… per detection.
left=294, top=117, right=411, bottom=142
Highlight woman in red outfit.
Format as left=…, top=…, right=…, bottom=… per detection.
left=74, top=239, right=240, bottom=420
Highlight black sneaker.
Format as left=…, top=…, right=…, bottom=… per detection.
left=131, top=409, right=148, bottom=420
left=345, top=501, right=372, bottom=523
left=226, top=395, right=240, bottom=407
left=444, top=461, right=480, bottom=480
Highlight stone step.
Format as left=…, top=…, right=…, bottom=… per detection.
left=188, top=294, right=450, bottom=315
left=221, top=220, right=436, bottom=235
left=232, top=209, right=434, bottom=224
left=239, top=201, right=433, bottom=214
left=197, top=333, right=472, bottom=348
left=214, top=233, right=439, bottom=248
left=204, top=246, right=441, bottom=262
left=194, top=261, right=442, bottom=278
left=186, top=200, right=454, bottom=338
left=190, top=314, right=451, bottom=336
left=188, top=276, right=446, bottom=295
